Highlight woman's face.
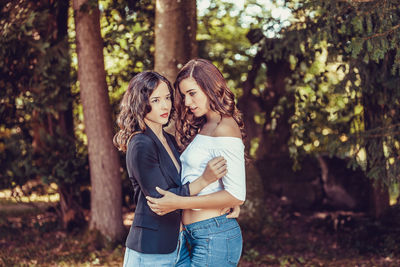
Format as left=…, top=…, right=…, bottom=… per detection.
left=179, top=77, right=210, bottom=117
left=144, top=81, right=172, bottom=127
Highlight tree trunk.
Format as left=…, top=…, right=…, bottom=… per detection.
left=257, top=59, right=293, bottom=160
left=27, top=0, right=85, bottom=229
left=73, top=0, right=124, bottom=242
left=369, top=181, right=389, bottom=218
left=154, top=0, right=197, bottom=82
left=56, top=0, right=85, bottom=229
left=237, top=49, right=264, bottom=152
left=363, top=94, right=390, bottom=218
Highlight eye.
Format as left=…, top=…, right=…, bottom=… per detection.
left=189, top=92, right=196, bottom=96
left=166, top=95, right=171, bottom=101
left=151, top=99, right=159, bottom=103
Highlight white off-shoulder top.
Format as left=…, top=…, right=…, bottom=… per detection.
left=180, top=134, right=246, bottom=201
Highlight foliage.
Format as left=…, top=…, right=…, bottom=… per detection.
left=100, top=0, right=154, bottom=105
left=197, top=0, right=269, bottom=96
left=248, top=0, right=400, bottom=184
left=68, top=0, right=155, bottom=143
left=0, top=0, right=89, bottom=195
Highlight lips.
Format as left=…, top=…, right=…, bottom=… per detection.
left=190, top=107, right=197, bottom=113
left=160, top=113, right=169, bottom=118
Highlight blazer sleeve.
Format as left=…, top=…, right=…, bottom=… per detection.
left=127, top=135, right=190, bottom=198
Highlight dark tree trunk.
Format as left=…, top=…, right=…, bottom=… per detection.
left=363, top=90, right=390, bottom=218
left=237, top=49, right=264, bottom=152
left=28, top=0, right=85, bottom=228
left=257, top=59, right=293, bottom=160
left=73, top=0, right=124, bottom=242
left=236, top=50, right=266, bottom=230
left=254, top=58, right=301, bottom=201
left=56, top=0, right=85, bottom=229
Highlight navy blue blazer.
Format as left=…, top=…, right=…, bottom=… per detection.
left=125, top=126, right=190, bottom=254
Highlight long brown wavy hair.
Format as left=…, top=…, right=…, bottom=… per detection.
left=113, top=71, right=174, bottom=152
left=174, top=58, right=246, bottom=151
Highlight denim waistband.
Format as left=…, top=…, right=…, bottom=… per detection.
left=183, top=214, right=237, bottom=232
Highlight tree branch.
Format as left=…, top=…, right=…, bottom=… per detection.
left=363, top=23, right=400, bottom=40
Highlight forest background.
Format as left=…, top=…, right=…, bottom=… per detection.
left=1, top=0, right=400, bottom=266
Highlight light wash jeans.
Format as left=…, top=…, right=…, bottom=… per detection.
left=176, top=214, right=243, bottom=267
left=123, top=241, right=179, bottom=267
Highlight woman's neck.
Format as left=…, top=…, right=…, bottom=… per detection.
left=144, top=119, right=164, bottom=141
left=205, top=110, right=221, bottom=124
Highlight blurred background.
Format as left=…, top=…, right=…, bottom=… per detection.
left=1, top=0, right=399, bottom=266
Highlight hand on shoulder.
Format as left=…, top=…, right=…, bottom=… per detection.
left=213, top=117, right=242, bottom=139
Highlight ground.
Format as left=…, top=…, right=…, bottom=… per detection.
left=0, top=195, right=399, bottom=267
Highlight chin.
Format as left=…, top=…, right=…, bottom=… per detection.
left=192, top=111, right=205, bottom=117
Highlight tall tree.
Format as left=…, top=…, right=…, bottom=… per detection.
left=73, top=0, right=124, bottom=241
left=154, top=0, right=197, bottom=82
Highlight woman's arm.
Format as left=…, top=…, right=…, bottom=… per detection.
left=129, top=136, right=186, bottom=198
left=187, top=156, right=227, bottom=195
left=129, top=135, right=226, bottom=198
left=146, top=139, right=246, bottom=214
left=146, top=187, right=244, bottom=215
left=165, top=132, right=227, bottom=195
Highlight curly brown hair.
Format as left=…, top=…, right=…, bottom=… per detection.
left=174, top=59, right=246, bottom=150
left=113, top=71, right=174, bottom=152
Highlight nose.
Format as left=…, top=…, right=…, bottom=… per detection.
left=161, top=99, right=170, bottom=110
left=184, top=96, right=191, bottom=107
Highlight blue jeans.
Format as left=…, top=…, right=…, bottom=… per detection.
left=123, top=242, right=179, bottom=267
left=176, top=214, right=243, bottom=267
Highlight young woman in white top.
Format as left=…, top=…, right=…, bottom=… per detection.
left=146, top=59, right=246, bottom=266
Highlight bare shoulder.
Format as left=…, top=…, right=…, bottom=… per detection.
left=213, top=116, right=242, bottom=139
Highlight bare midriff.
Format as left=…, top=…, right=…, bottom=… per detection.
left=182, top=208, right=222, bottom=225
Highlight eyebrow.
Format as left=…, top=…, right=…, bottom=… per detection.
left=150, top=93, right=171, bottom=100
left=185, top=89, right=196, bottom=94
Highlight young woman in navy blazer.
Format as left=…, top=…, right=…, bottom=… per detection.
left=113, top=71, right=228, bottom=266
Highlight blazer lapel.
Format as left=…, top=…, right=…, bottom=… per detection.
left=165, top=133, right=181, bottom=170
left=143, top=126, right=181, bottom=186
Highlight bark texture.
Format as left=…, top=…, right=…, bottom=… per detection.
left=362, top=71, right=390, bottom=218
left=154, top=0, right=197, bottom=82
left=73, top=0, right=124, bottom=241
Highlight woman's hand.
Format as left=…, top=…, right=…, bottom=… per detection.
left=202, top=156, right=227, bottom=184
left=220, top=205, right=240, bottom=218
left=146, top=187, right=181, bottom=216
